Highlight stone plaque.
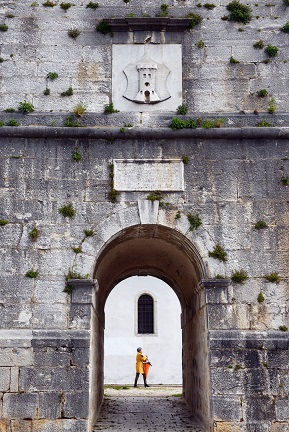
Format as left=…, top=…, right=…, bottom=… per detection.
left=113, top=159, right=184, bottom=191
left=112, top=44, right=182, bottom=112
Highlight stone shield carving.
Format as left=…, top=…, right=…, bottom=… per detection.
left=123, top=53, right=171, bottom=104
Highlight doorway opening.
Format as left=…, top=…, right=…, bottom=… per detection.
left=104, top=276, right=182, bottom=386
left=90, top=224, right=211, bottom=430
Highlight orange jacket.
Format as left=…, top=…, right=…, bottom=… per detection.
left=136, top=352, right=147, bottom=374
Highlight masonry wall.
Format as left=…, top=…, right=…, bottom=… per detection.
left=0, top=0, right=289, bottom=114
left=0, top=130, right=288, bottom=431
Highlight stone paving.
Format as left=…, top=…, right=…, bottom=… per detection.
left=94, top=387, right=205, bottom=432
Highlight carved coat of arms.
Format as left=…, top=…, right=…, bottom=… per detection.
left=123, top=53, right=171, bottom=104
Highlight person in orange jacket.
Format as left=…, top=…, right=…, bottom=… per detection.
left=134, top=347, right=150, bottom=388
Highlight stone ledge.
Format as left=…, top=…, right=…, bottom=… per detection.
left=0, top=126, right=289, bottom=140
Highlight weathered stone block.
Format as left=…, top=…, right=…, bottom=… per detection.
left=268, top=350, right=289, bottom=369
left=0, top=420, right=8, bottom=432
left=20, top=367, right=89, bottom=392
left=63, top=392, right=89, bottom=419
left=32, top=419, right=88, bottom=432
left=276, top=397, right=289, bottom=421
left=212, top=395, right=242, bottom=421
left=0, top=368, right=10, bottom=391
left=211, top=367, right=244, bottom=395
left=10, top=420, right=32, bottom=432
left=39, top=393, right=61, bottom=419
left=243, top=368, right=270, bottom=394
left=0, top=349, right=33, bottom=367
left=10, top=367, right=19, bottom=392
left=69, top=304, right=92, bottom=330
left=244, top=395, right=275, bottom=421
left=3, top=393, right=38, bottom=419
left=34, top=349, right=71, bottom=367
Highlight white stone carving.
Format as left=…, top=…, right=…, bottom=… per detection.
left=123, top=53, right=171, bottom=104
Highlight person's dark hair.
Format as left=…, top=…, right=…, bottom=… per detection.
left=137, top=347, right=142, bottom=352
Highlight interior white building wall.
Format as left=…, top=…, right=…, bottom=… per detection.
left=104, top=276, right=182, bottom=385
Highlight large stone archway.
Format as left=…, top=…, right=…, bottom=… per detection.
left=89, top=224, right=212, bottom=430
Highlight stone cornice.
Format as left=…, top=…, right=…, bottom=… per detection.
left=105, top=18, right=192, bottom=32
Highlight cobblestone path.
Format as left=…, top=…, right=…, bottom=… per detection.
left=94, top=395, right=205, bottom=432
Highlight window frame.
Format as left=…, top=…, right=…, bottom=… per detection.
left=135, top=291, right=158, bottom=336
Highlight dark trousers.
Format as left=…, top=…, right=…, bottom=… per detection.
left=134, top=373, right=148, bottom=387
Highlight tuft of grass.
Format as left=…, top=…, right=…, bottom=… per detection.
left=43, top=0, right=56, bottom=6
left=72, top=246, right=82, bottom=254
left=281, top=22, right=289, bottom=33
left=182, top=155, right=189, bottom=164
left=257, top=292, right=265, bottom=303
left=7, top=118, right=19, bottom=126
left=0, top=121, right=4, bottom=127
left=25, top=269, right=39, bottom=278
left=104, top=103, right=119, bottom=114
left=4, top=108, right=15, bottom=113
left=257, top=89, right=268, bottom=97
left=208, top=244, right=228, bottom=262
left=18, top=100, right=34, bottom=114
left=197, top=39, right=205, bottom=48
left=96, top=19, right=114, bottom=36
left=58, top=203, right=76, bottom=218
left=68, top=28, right=80, bottom=39
left=169, top=117, right=198, bottom=130
left=0, top=219, right=9, bottom=226
left=147, top=191, right=164, bottom=201
left=0, top=24, right=8, bottom=32
left=29, top=227, right=39, bottom=241
left=256, top=120, right=271, bottom=127
left=86, top=1, right=99, bottom=8
left=63, top=116, right=81, bottom=127
left=61, top=87, right=73, bottom=97
left=172, top=393, right=182, bottom=397
left=226, top=0, right=252, bottom=24
left=60, top=2, right=72, bottom=11
left=281, top=176, right=288, bottom=185
left=231, top=269, right=248, bottom=284
left=265, top=272, right=280, bottom=283
left=157, top=4, right=169, bottom=17
left=265, top=45, right=278, bottom=57
left=73, top=103, right=86, bottom=118
left=255, top=220, right=268, bottom=229
left=84, top=229, right=94, bottom=237
left=177, top=104, right=188, bottom=115
left=47, top=72, right=58, bottom=80
left=72, top=146, right=82, bottom=162
left=187, top=213, right=202, bottom=231
left=204, top=3, right=216, bottom=9
left=268, top=97, right=276, bottom=114
left=43, top=88, right=50, bottom=96
left=230, top=56, right=240, bottom=64
left=175, top=210, right=181, bottom=219
left=253, top=39, right=264, bottom=49
left=279, top=325, right=288, bottom=331
left=186, top=13, right=203, bottom=28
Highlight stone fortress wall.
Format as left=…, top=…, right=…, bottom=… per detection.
left=0, top=1, right=289, bottom=432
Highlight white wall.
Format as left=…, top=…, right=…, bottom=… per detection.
left=104, top=276, right=182, bottom=385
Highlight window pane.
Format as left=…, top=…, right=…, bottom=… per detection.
left=138, top=294, right=154, bottom=334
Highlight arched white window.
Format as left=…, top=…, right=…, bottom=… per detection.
left=137, top=294, right=154, bottom=334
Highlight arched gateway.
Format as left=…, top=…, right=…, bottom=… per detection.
left=91, top=224, right=211, bottom=429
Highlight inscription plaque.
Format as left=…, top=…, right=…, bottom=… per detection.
left=114, top=159, right=184, bottom=191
